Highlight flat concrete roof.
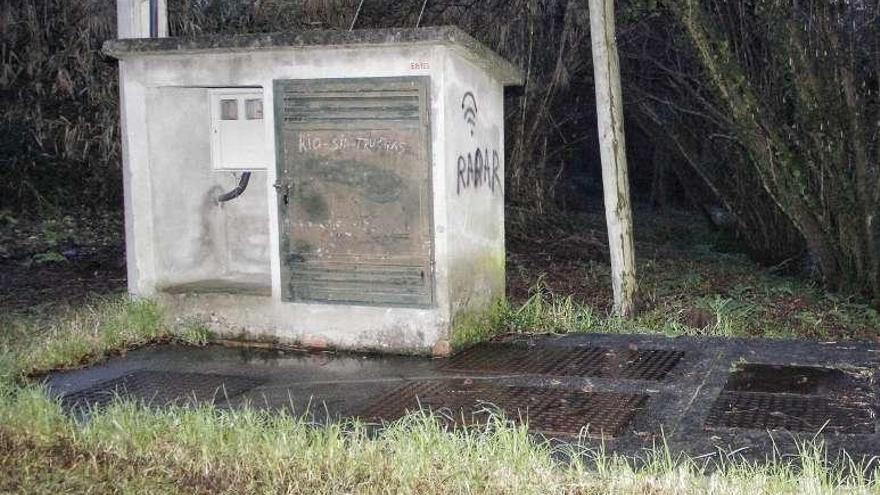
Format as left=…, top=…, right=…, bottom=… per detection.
left=103, top=26, right=523, bottom=86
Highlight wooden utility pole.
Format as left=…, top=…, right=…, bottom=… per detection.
left=588, top=0, right=638, bottom=316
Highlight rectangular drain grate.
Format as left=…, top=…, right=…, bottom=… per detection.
left=704, top=391, right=875, bottom=434
left=358, top=380, right=647, bottom=438
left=61, top=370, right=264, bottom=410
left=442, top=343, right=684, bottom=381
left=616, top=348, right=686, bottom=380
left=722, top=364, right=870, bottom=397
left=705, top=364, right=876, bottom=434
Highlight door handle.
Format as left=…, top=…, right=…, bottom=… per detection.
left=273, top=181, right=290, bottom=205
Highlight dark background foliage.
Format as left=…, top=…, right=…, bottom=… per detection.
left=1, top=0, right=878, bottom=304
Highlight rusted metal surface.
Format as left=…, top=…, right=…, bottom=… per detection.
left=46, top=334, right=880, bottom=459
left=704, top=391, right=875, bottom=434
left=274, top=77, right=433, bottom=307
left=357, top=379, right=648, bottom=438
left=443, top=343, right=684, bottom=381
left=704, top=363, right=875, bottom=434
left=722, top=363, right=870, bottom=397
left=61, top=371, right=263, bottom=410
left=616, top=348, right=686, bottom=380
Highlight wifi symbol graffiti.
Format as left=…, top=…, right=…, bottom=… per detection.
left=461, top=91, right=478, bottom=137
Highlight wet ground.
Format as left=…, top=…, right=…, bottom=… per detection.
left=46, top=333, right=880, bottom=462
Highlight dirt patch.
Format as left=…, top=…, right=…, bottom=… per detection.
left=0, top=214, right=126, bottom=313
left=680, top=307, right=717, bottom=329
left=506, top=209, right=612, bottom=310
left=0, top=246, right=126, bottom=313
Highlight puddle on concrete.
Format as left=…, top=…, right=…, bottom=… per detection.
left=62, top=370, right=265, bottom=410
left=724, top=363, right=871, bottom=397
left=44, top=343, right=441, bottom=405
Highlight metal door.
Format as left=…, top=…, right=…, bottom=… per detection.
left=274, top=77, right=433, bottom=307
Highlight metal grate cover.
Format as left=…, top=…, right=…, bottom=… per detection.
left=723, top=363, right=869, bottom=398
left=358, top=379, right=647, bottom=438
left=443, top=343, right=683, bottom=381
left=61, top=371, right=263, bottom=410
left=704, top=391, right=875, bottom=434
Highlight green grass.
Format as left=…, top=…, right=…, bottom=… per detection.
left=0, top=297, right=211, bottom=378
left=506, top=281, right=598, bottom=334
left=453, top=272, right=880, bottom=348
left=506, top=208, right=880, bottom=342
left=0, top=296, right=878, bottom=492
left=452, top=282, right=598, bottom=349
left=1, top=383, right=878, bottom=493
left=453, top=271, right=877, bottom=346
left=619, top=257, right=880, bottom=340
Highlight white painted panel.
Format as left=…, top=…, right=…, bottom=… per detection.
left=209, top=88, right=267, bottom=170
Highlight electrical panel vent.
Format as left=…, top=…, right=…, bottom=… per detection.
left=274, top=77, right=433, bottom=307
left=282, top=93, right=421, bottom=124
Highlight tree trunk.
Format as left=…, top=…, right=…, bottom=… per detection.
left=589, top=0, right=638, bottom=317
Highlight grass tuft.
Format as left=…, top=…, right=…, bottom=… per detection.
left=1, top=384, right=878, bottom=493
left=506, top=279, right=597, bottom=334
left=1, top=296, right=210, bottom=378
left=19, top=298, right=165, bottom=374
left=451, top=281, right=597, bottom=349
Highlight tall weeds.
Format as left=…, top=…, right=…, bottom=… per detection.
left=0, top=0, right=119, bottom=213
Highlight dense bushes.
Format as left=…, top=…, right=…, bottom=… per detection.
left=0, top=0, right=119, bottom=214
left=656, top=1, right=880, bottom=302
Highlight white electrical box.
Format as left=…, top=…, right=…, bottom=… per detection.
left=209, top=88, right=267, bottom=170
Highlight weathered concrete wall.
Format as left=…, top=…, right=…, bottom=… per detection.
left=115, top=36, right=519, bottom=354
left=146, top=87, right=270, bottom=289
left=161, top=291, right=446, bottom=353
left=443, top=50, right=507, bottom=321
left=122, top=45, right=450, bottom=352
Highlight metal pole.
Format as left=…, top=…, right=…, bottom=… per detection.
left=149, top=0, right=159, bottom=38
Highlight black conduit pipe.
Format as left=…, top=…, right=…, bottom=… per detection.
left=149, top=0, right=159, bottom=38
left=218, top=172, right=252, bottom=203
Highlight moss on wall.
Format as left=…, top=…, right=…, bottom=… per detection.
left=449, top=297, right=508, bottom=350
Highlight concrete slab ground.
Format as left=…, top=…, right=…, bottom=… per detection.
left=46, top=333, right=880, bottom=462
